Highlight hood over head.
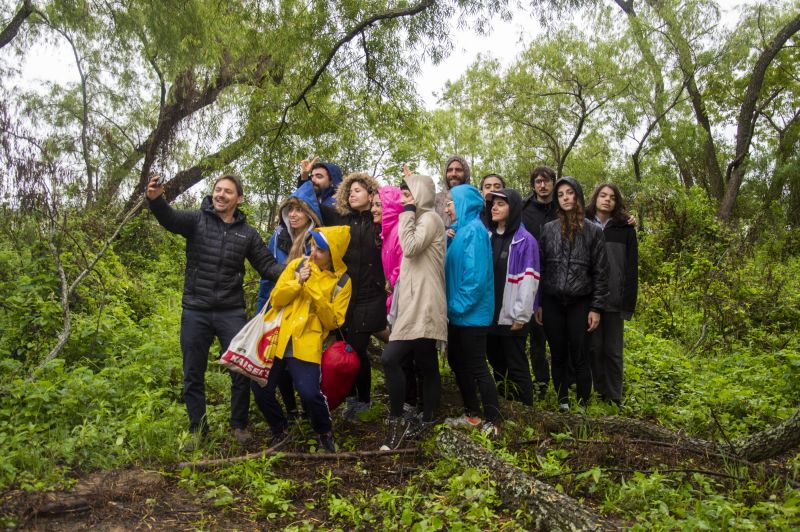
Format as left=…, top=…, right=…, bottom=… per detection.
left=279, top=181, right=322, bottom=234
left=554, top=176, right=585, bottom=210
left=334, top=172, right=381, bottom=215
left=443, top=155, right=471, bottom=189
left=450, top=184, right=484, bottom=229
left=404, top=174, right=436, bottom=213
left=317, top=162, right=343, bottom=204
left=378, top=185, right=403, bottom=238
left=312, top=225, right=350, bottom=275
left=486, top=188, right=523, bottom=234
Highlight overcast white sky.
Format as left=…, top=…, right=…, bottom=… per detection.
left=415, top=10, right=541, bottom=109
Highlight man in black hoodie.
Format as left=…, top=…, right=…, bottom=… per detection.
left=521, top=166, right=558, bottom=399
left=147, top=174, right=283, bottom=449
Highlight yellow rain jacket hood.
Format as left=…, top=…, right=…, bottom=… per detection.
left=266, top=225, right=352, bottom=364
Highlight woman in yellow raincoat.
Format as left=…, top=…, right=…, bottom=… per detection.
left=258, top=225, right=351, bottom=452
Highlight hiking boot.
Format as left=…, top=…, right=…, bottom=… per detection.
left=380, top=417, right=408, bottom=451
left=405, top=416, right=436, bottom=440
left=444, top=414, right=482, bottom=429
left=558, top=402, right=570, bottom=413
left=480, top=421, right=501, bottom=441
left=269, top=428, right=292, bottom=451
left=232, top=428, right=252, bottom=445
left=317, top=432, right=337, bottom=453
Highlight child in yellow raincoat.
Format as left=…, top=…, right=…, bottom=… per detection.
left=257, top=225, right=351, bottom=452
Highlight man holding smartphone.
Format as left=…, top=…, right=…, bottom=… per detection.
left=146, top=174, right=284, bottom=450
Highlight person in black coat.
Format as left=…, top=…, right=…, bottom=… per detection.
left=146, top=174, right=283, bottom=447
left=535, top=176, right=609, bottom=412
left=321, top=172, right=386, bottom=417
left=585, top=183, right=638, bottom=408
left=521, top=166, right=558, bottom=399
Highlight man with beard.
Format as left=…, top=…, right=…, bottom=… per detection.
left=521, top=166, right=558, bottom=400
left=297, top=156, right=343, bottom=207
left=434, top=155, right=471, bottom=228
left=146, top=174, right=284, bottom=450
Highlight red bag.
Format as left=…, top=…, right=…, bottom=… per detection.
left=320, top=338, right=360, bottom=411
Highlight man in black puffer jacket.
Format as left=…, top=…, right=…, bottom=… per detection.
left=147, top=174, right=283, bottom=448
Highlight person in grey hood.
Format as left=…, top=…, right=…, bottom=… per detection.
left=535, top=176, right=609, bottom=412
left=434, top=155, right=471, bottom=227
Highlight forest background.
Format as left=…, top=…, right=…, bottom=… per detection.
left=0, top=0, right=799, bottom=529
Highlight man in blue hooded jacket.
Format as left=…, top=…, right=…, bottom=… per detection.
left=297, top=157, right=343, bottom=207
left=443, top=184, right=501, bottom=438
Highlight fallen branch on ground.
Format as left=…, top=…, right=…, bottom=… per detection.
left=176, top=447, right=420, bottom=470
left=436, top=427, right=612, bottom=531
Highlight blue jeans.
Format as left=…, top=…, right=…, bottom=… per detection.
left=180, top=307, right=249, bottom=430
left=252, top=357, right=332, bottom=435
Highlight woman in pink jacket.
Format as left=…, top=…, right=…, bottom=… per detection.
left=377, top=186, right=404, bottom=314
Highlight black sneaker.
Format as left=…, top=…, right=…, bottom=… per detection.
left=317, top=432, right=336, bottom=453
left=405, top=416, right=436, bottom=440
left=380, top=417, right=408, bottom=451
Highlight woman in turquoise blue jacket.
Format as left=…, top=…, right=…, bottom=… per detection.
left=444, top=184, right=501, bottom=438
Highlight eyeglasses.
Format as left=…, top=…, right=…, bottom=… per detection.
left=534, top=179, right=551, bottom=186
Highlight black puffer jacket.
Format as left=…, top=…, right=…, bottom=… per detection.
left=321, top=205, right=386, bottom=333
left=149, top=195, right=283, bottom=310
left=539, top=219, right=609, bottom=311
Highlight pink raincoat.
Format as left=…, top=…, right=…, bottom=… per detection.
left=379, top=186, right=404, bottom=314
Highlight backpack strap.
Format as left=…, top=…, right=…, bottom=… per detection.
left=332, top=272, right=349, bottom=301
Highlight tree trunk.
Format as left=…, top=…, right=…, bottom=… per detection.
left=734, top=408, right=800, bottom=462
left=436, top=428, right=612, bottom=531
left=718, top=11, right=800, bottom=222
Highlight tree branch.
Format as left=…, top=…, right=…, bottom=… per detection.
left=0, top=0, right=33, bottom=50
left=271, top=0, right=435, bottom=143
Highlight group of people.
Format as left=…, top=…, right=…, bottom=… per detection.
left=145, top=155, right=637, bottom=453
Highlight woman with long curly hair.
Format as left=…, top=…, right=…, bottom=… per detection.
left=320, top=173, right=386, bottom=418
left=535, top=177, right=609, bottom=412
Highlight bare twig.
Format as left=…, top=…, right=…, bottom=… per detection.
left=543, top=466, right=744, bottom=482
left=176, top=447, right=421, bottom=470
left=31, top=197, right=145, bottom=376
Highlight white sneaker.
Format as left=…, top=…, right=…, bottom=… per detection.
left=558, top=403, right=570, bottom=413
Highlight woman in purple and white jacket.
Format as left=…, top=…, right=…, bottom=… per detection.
left=485, top=188, right=541, bottom=406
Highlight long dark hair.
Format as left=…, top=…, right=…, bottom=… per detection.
left=556, top=181, right=584, bottom=242
left=586, top=183, right=629, bottom=225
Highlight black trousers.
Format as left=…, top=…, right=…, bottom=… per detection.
left=541, top=294, right=592, bottom=404
left=487, top=333, right=534, bottom=406
left=180, top=307, right=249, bottom=430
left=529, top=321, right=551, bottom=395
left=447, top=325, right=500, bottom=422
left=589, top=311, right=624, bottom=403
left=345, top=330, right=373, bottom=403
left=381, top=338, right=440, bottom=421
